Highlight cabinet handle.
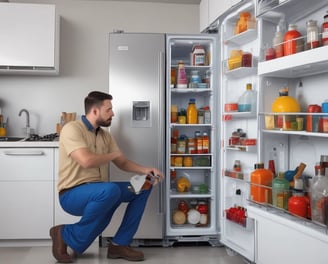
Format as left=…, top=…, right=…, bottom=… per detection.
left=4, top=150, right=45, bottom=156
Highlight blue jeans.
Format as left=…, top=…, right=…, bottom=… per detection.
left=59, top=182, right=151, bottom=254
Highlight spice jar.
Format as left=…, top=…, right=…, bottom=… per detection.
left=306, top=20, right=320, bottom=49
left=322, top=14, right=328, bottom=46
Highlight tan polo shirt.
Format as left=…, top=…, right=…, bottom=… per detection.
left=58, top=119, right=119, bottom=192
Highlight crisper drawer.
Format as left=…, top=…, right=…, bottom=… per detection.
left=0, top=148, right=54, bottom=181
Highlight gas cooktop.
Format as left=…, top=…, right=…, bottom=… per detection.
left=26, top=133, right=59, bottom=142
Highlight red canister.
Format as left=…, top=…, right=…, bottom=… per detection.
left=306, top=104, right=321, bottom=132
left=288, top=193, right=309, bottom=218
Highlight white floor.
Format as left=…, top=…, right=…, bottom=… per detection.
left=0, top=242, right=247, bottom=264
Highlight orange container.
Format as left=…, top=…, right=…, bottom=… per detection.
left=283, top=24, right=303, bottom=56
left=251, top=163, right=273, bottom=203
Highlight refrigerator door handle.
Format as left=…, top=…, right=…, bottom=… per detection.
left=158, top=51, right=165, bottom=214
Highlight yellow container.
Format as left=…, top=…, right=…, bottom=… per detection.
left=228, top=50, right=242, bottom=70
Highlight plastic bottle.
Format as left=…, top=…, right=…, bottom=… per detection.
left=272, top=172, right=290, bottom=210
left=177, top=61, right=187, bottom=88
left=311, top=167, right=328, bottom=225
left=238, top=83, right=257, bottom=113
left=283, top=24, right=303, bottom=56
left=250, top=163, right=273, bottom=204
left=273, top=23, right=284, bottom=58
left=187, top=98, right=198, bottom=124
left=322, top=14, right=328, bottom=46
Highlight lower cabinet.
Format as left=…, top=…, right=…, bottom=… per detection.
left=0, top=147, right=78, bottom=241
left=248, top=205, right=328, bottom=264
left=54, top=148, right=80, bottom=225
left=0, top=148, right=54, bottom=239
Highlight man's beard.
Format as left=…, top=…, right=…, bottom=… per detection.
left=96, top=117, right=111, bottom=127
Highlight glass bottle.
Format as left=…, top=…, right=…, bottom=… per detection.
left=283, top=24, right=303, bottom=56
left=322, top=14, right=328, bottom=46
left=238, top=83, right=257, bottom=113
left=272, top=172, right=290, bottom=210
left=306, top=20, right=320, bottom=49
left=186, top=98, right=198, bottom=124
left=273, top=24, right=284, bottom=58
left=311, top=167, right=328, bottom=225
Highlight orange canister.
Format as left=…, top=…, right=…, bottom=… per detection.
left=250, top=163, right=273, bottom=204
left=283, top=24, right=303, bottom=56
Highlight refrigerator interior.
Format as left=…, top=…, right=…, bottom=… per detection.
left=256, top=0, right=328, bottom=244
left=166, top=35, right=219, bottom=243
left=102, top=33, right=165, bottom=244
left=219, top=0, right=258, bottom=261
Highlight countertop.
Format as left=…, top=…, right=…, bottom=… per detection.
left=0, top=141, right=59, bottom=148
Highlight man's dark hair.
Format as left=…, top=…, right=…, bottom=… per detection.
left=84, top=91, right=113, bottom=114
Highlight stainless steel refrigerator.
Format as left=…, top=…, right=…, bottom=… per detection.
left=102, top=33, right=166, bottom=242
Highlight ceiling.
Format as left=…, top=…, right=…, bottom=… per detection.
left=92, top=0, right=201, bottom=4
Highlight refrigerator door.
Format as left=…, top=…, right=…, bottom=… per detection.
left=165, top=34, right=219, bottom=242
left=103, top=33, right=165, bottom=240
left=219, top=0, right=257, bottom=261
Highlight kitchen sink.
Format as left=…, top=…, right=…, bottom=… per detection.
left=0, top=136, right=27, bottom=142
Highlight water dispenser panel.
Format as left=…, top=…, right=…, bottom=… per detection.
left=132, top=101, right=151, bottom=127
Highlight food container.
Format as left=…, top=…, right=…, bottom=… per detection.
left=228, top=50, right=242, bottom=70
left=224, top=103, right=238, bottom=112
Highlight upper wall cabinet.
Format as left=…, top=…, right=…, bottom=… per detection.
left=0, top=3, right=60, bottom=75
left=200, top=0, right=243, bottom=32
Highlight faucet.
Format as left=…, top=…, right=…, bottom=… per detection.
left=18, top=109, right=31, bottom=137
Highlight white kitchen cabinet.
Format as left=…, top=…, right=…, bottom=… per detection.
left=0, top=148, right=54, bottom=239
left=200, top=0, right=243, bottom=32
left=54, top=148, right=80, bottom=225
left=0, top=3, right=59, bottom=75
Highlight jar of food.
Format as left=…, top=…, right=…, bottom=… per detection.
left=322, top=14, right=328, bottom=46
left=183, top=156, right=193, bottom=167
left=192, top=45, right=205, bottom=66
left=283, top=24, right=303, bottom=56
left=177, top=137, right=187, bottom=154
left=241, top=52, right=252, bottom=67
left=234, top=12, right=252, bottom=35
left=306, top=20, right=320, bottom=49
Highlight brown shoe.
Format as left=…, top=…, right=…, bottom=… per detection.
left=49, top=225, right=73, bottom=263
left=107, top=242, right=144, bottom=261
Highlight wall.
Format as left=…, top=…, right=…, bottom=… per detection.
left=0, top=0, right=199, bottom=136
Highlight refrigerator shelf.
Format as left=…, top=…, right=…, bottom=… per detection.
left=171, top=64, right=211, bottom=69
left=169, top=190, right=212, bottom=197
left=258, top=45, right=328, bottom=78
left=222, top=112, right=257, bottom=120
left=262, top=129, right=328, bottom=138
left=225, top=145, right=257, bottom=152
left=224, top=29, right=257, bottom=46
left=170, top=88, right=212, bottom=93
left=170, top=166, right=212, bottom=170
left=224, top=66, right=258, bottom=79
left=170, top=123, right=213, bottom=128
